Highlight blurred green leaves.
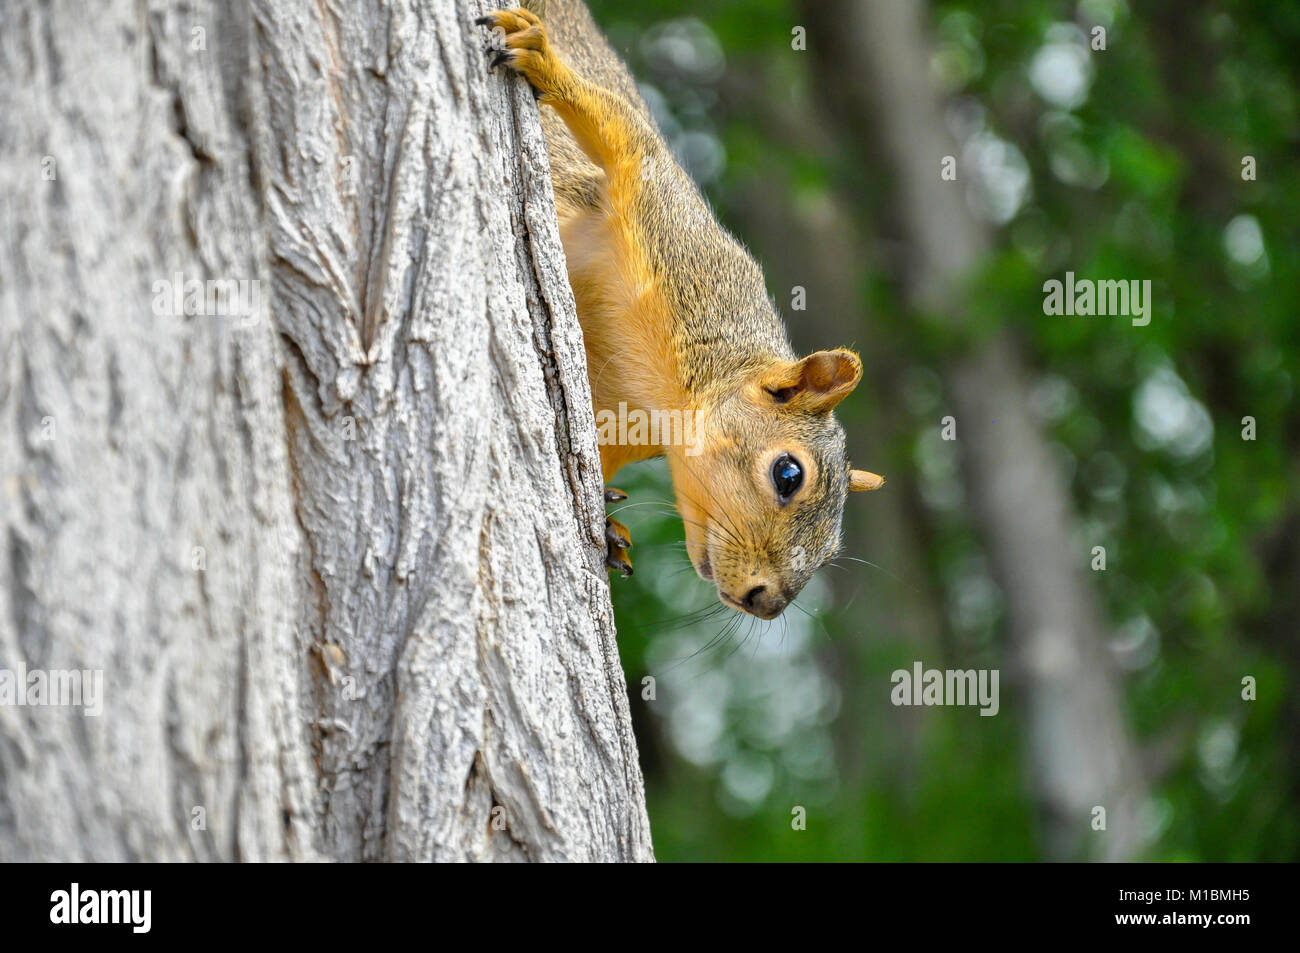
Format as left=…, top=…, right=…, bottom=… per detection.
left=587, top=0, right=1298, bottom=862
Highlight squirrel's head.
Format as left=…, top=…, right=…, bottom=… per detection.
left=668, top=348, right=883, bottom=619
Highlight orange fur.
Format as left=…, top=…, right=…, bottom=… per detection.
left=479, top=4, right=880, bottom=616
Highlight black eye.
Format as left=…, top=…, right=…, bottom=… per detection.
left=771, top=453, right=804, bottom=501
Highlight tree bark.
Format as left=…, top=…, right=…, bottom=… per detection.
left=0, top=0, right=651, bottom=862
left=802, top=0, right=1147, bottom=861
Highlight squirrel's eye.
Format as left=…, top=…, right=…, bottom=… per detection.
left=771, top=453, right=804, bottom=501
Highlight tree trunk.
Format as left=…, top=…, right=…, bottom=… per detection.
left=802, top=0, right=1147, bottom=861
left=0, top=0, right=652, bottom=862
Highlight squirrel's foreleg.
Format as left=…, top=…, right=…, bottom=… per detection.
left=477, top=8, right=662, bottom=207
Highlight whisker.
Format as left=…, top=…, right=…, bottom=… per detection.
left=676, top=458, right=750, bottom=551
left=607, top=500, right=680, bottom=518
left=618, top=599, right=727, bottom=635
left=830, top=555, right=919, bottom=593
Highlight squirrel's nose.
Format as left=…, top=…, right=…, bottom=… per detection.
left=740, top=584, right=787, bottom=619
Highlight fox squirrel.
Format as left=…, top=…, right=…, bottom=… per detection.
left=477, top=3, right=883, bottom=619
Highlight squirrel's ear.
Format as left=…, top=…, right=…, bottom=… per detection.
left=763, top=349, right=862, bottom=414
left=849, top=469, right=885, bottom=492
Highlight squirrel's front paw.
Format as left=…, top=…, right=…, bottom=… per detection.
left=604, top=487, right=633, bottom=577
left=475, top=8, right=563, bottom=98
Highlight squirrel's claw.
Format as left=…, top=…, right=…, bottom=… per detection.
left=604, top=487, right=632, bottom=577
left=605, top=517, right=632, bottom=577
left=475, top=8, right=558, bottom=94
left=474, top=8, right=541, bottom=33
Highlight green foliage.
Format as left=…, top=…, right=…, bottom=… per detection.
left=587, top=0, right=1299, bottom=861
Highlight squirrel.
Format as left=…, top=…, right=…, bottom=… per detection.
left=476, top=3, right=883, bottom=619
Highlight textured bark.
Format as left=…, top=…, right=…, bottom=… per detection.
left=0, top=0, right=651, bottom=862
left=804, top=0, right=1147, bottom=860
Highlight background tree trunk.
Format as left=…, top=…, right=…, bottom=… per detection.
left=802, top=0, right=1148, bottom=861
left=0, top=0, right=652, bottom=862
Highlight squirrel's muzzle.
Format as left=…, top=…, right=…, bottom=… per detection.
left=720, top=582, right=788, bottom=619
